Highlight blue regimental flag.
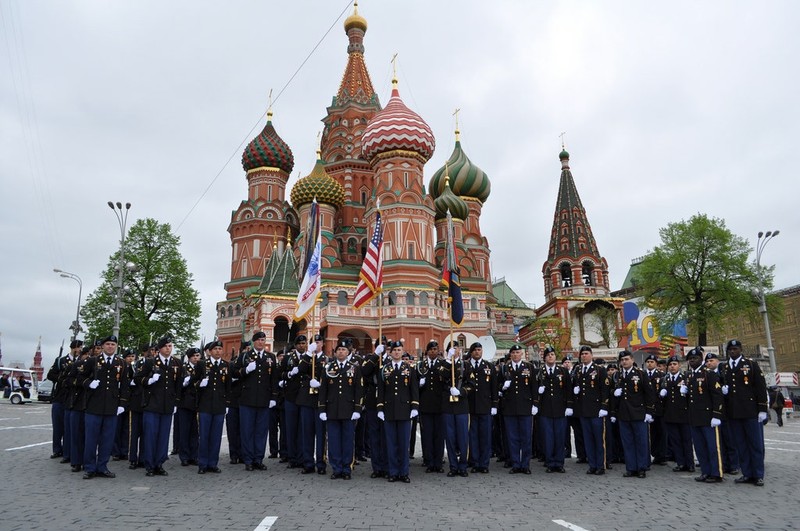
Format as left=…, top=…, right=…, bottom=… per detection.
left=440, top=211, right=464, bottom=326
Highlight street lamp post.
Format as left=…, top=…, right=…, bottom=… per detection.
left=53, top=269, right=83, bottom=341
left=108, top=201, right=132, bottom=340
left=755, top=230, right=780, bottom=375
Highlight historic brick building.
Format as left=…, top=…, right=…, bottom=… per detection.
left=216, top=4, right=500, bottom=357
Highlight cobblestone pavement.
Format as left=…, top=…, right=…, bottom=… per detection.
left=2, top=402, right=797, bottom=531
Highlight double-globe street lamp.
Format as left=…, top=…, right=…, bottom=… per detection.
left=108, top=201, right=133, bottom=341
left=53, top=269, right=82, bottom=342
left=755, top=230, right=780, bottom=374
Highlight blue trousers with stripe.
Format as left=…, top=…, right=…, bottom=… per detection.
left=691, top=425, right=722, bottom=478
left=728, top=417, right=765, bottom=479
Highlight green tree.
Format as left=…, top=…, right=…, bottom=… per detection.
left=635, top=214, right=768, bottom=346
left=82, top=218, right=201, bottom=353
left=521, top=315, right=571, bottom=355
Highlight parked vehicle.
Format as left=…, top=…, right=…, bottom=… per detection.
left=37, top=379, right=53, bottom=403
left=0, top=367, right=39, bottom=404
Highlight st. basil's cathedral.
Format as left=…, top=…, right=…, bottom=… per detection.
left=214, top=4, right=621, bottom=358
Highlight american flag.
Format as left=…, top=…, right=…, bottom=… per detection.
left=353, top=211, right=384, bottom=309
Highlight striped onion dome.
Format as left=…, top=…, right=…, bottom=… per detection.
left=429, top=134, right=490, bottom=203
left=290, top=156, right=345, bottom=209
left=361, top=80, right=435, bottom=163
left=434, top=176, right=469, bottom=220
left=242, top=110, right=294, bottom=173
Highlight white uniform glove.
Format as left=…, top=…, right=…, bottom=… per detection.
left=598, top=409, right=608, bottom=418
left=309, top=378, right=321, bottom=388
left=410, top=409, right=418, bottom=419
left=721, top=385, right=729, bottom=395
left=659, top=388, right=667, bottom=398
left=183, top=375, right=191, bottom=387
left=351, top=412, right=361, bottom=421
left=289, top=367, right=299, bottom=377
left=319, top=412, right=327, bottom=421
left=446, top=348, right=456, bottom=360
left=679, top=384, right=688, bottom=395
left=278, top=380, right=286, bottom=388
left=269, top=400, right=277, bottom=409
left=225, top=407, right=229, bottom=415
left=173, top=407, right=177, bottom=415
left=565, top=408, right=573, bottom=417
left=490, top=407, right=497, bottom=416
left=148, top=373, right=160, bottom=385
left=450, top=387, right=461, bottom=397
left=419, top=377, right=426, bottom=387
left=374, top=344, right=385, bottom=356
left=130, top=380, right=136, bottom=387
left=116, top=406, right=125, bottom=416
left=758, top=411, right=768, bottom=423
left=613, top=388, right=623, bottom=397
left=308, top=342, right=318, bottom=354
left=538, top=385, right=546, bottom=395
left=502, top=380, right=511, bottom=391
left=531, top=405, right=539, bottom=416
left=710, top=417, right=722, bottom=428
left=89, top=380, right=100, bottom=389
left=377, top=411, right=385, bottom=421
left=246, top=361, right=256, bottom=374
left=199, top=377, right=208, bottom=388
left=573, top=385, right=581, bottom=395
left=644, top=413, right=654, bottom=423
left=610, top=416, right=617, bottom=423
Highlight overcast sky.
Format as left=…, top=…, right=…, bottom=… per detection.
left=2, top=0, right=798, bottom=370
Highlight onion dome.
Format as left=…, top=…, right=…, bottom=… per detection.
left=242, top=110, right=294, bottom=174
left=290, top=154, right=345, bottom=209
left=559, top=148, right=570, bottom=169
left=434, top=175, right=469, bottom=221
left=344, top=1, right=367, bottom=33
left=429, top=130, right=490, bottom=203
left=361, top=80, right=435, bottom=163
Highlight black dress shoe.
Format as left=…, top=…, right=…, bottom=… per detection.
left=522, top=468, right=531, bottom=475
left=623, top=471, right=637, bottom=478
left=97, top=470, right=116, bottom=478
left=301, top=468, right=314, bottom=474
left=370, top=471, right=382, bottom=479
left=400, top=475, right=410, bottom=483
left=725, top=468, right=740, bottom=475
left=586, top=468, right=596, bottom=475
left=576, top=458, right=588, bottom=464
left=287, top=463, right=301, bottom=469
left=254, top=463, right=267, bottom=471
left=673, top=465, right=687, bottom=472
left=459, top=471, right=469, bottom=477
left=146, top=470, right=155, bottom=477
left=695, top=474, right=709, bottom=482
left=480, top=467, right=489, bottom=473
left=387, top=475, right=398, bottom=482
left=83, top=472, right=95, bottom=479
left=509, top=468, right=519, bottom=474
left=330, top=473, right=342, bottom=479
left=593, top=469, right=605, bottom=475
left=471, top=467, right=480, bottom=473
left=170, top=450, right=178, bottom=455
left=278, top=457, right=289, bottom=463
left=245, top=464, right=254, bottom=471
left=155, top=467, right=168, bottom=476
left=317, top=468, right=326, bottom=475
left=71, top=465, right=82, bottom=473
left=198, top=468, right=206, bottom=474
left=753, top=478, right=764, bottom=486
left=425, top=466, right=434, bottom=473
left=59, top=457, right=70, bottom=464
left=637, top=471, right=646, bottom=478
left=342, top=473, right=351, bottom=480
left=705, top=476, right=722, bottom=483
left=556, top=467, right=566, bottom=473
left=546, top=467, right=555, bottom=473
left=447, top=470, right=458, bottom=477
left=230, top=458, right=240, bottom=465
left=734, top=476, right=753, bottom=484
left=129, top=463, right=138, bottom=470
left=50, top=452, right=63, bottom=459
left=268, top=454, right=278, bottom=459
left=208, top=467, right=222, bottom=473
left=112, top=456, right=122, bottom=461
left=181, top=461, right=190, bottom=466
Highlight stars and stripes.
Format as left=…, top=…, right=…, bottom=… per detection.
left=353, top=211, right=384, bottom=309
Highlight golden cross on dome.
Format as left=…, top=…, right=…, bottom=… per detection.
left=316, top=131, right=322, bottom=159
left=559, top=131, right=566, bottom=149
left=453, top=108, right=461, bottom=141
left=267, top=88, right=274, bottom=120
left=390, top=53, right=398, bottom=83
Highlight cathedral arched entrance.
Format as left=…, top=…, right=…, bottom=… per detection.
left=273, top=316, right=304, bottom=353
left=337, top=328, right=373, bottom=355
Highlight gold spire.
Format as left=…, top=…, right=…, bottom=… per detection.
left=286, top=227, right=292, bottom=247
left=390, top=53, right=398, bottom=86
left=316, top=131, right=322, bottom=160
left=453, top=108, right=461, bottom=142
left=267, top=89, right=274, bottom=121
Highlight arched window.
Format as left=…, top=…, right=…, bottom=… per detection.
left=582, top=262, right=594, bottom=286
left=337, top=291, right=348, bottom=305
left=348, top=238, right=357, bottom=253
left=406, top=291, right=415, bottom=306
left=388, top=291, right=397, bottom=305
left=235, top=304, right=241, bottom=316
left=560, top=263, right=572, bottom=287
left=419, top=292, right=429, bottom=306
left=219, top=307, right=226, bottom=318
left=320, top=291, right=329, bottom=308
left=470, top=297, right=478, bottom=310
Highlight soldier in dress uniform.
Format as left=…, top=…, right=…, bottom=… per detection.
left=137, top=335, right=182, bottom=476
left=377, top=340, right=419, bottom=483
left=500, top=344, right=538, bottom=474
left=660, top=354, right=694, bottom=472
left=610, top=350, right=655, bottom=478
left=719, top=339, right=768, bottom=486
left=535, top=346, right=573, bottom=473
left=233, top=331, right=278, bottom=471
left=562, top=355, right=585, bottom=463
left=319, top=340, right=363, bottom=479
left=226, top=341, right=248, bottom=465
left=417, top=340, right=445, bottom=473
left=705, top=349, right=740, bottom=475
left=362, top=338, right=389, bottom=478
left=573, top=345, right=611, bottom=475
left=464, top=342, right=497, bottom=474
left=48, top=339, right=82, bottom=463
left=111, top=348, right=136, bottom=461
left=297, top=334, right=328, bottom=475
left=65, top=344, right=92, bottom=472
left=438, top=346, right=470, bottom=477
left=82, top=335, right=128, bottom=479
left=642, top=353, right=667, bottom=466
left=127, top=344, right=152, bottom=469
left=269, top=349, right=286, bottom=460
left=197, top=340, right=230, bottom=474
left=177, top=347, right=202, bottom=466
left=280, top=335, right=306, bottom=469
left=683, top=347, right=724, bottom=483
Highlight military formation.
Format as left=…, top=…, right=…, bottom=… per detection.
left=46, top=333, right=770, bottom=486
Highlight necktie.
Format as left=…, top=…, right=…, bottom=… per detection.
left=548, top=368, right=552, bottom=376
left=583, top=366, right=587, bottom=375
left=107, top=356, right=112, bottom=365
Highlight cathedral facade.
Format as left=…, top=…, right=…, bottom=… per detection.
left=215, top=5, right=500, bottom=357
